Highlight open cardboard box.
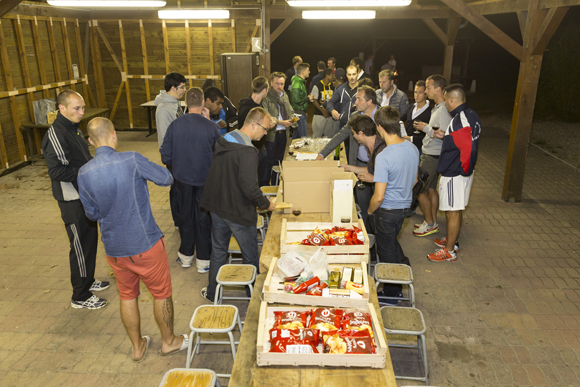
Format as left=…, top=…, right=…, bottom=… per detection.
left=282, top=160, right=343, bottom=214
left=330, top=172, right=359, bottom=224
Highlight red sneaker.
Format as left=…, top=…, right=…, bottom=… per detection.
left=427, top=248, right=457, bottom=262
left=433, top=237, right=460, bottom=252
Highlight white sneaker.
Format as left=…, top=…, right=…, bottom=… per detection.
left=177, top=252, right=194, bottom=268
left=413, top=222, right=439, bottom=237
left=414, top=221, right=426, bottom=229
left=196, top=258, right=210, bottom=274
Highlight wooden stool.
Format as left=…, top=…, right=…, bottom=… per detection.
left=374, top=263, right=415, bottom=307
left=260, top=185, right=278, bottom=197
left=271, top=165, right=281, bottom=186
left=257, top=215, right=266, bottom=246
left=215, top=264, right=257, bottom=305
left=186, top=305, right=243, bottom=377
left=227, top=237, right=242, bottom=264
left=380, top=306, right=429, bottom=385
left=159, top=368, right=220, bottom=387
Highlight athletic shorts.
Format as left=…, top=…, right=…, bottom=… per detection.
left=419, top=153, right=440, bottom=192
left=106, top=238, right=172, bottom=300
left=438, top=173, right=474, bottom=211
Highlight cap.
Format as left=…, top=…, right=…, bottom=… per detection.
left=334, top=68, right=346, bottom=80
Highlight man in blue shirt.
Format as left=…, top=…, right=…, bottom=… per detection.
left=78, top=118, right=188, bottom=362
left=161, top=87, right=221, bottom=273
left=369, top=106, right=419, bottom=303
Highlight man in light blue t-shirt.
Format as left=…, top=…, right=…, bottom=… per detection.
left=368, top=105, right=419, bottom=303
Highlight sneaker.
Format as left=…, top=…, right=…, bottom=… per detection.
left=89, top=280, right=110, bottom=292
left=414, top=221, right=426, bottom=229
left=177, top=252, right=194, bottom=268
left=196, top=258, right=210, bottom=274
left=200, top=287, right=214, bottom=303
left=71, top=295, right=108, bottom=309
left=434, top=237, right=460, bottom=252
left=427, top=248, right=457, bottom=262
left=413, top=222, right=439, bottom=236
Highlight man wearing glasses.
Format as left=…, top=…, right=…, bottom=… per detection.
left=200, top=107, right=276, bottom=303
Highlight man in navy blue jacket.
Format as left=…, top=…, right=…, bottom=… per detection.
left=161, top=87, right=221, bottom=273
left=428, top=84, right=481, bottom=263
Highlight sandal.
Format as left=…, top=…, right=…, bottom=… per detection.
left=159, top=333, right=189, bottom=356
left=132, top=336, right=152, bottom=363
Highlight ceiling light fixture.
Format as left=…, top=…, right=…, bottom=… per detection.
left=47, top=0, right=166, bottom=7
left=158, top=9, right=230, bottom=20
left=288, top=0, right=410, bottom=6
left=302, top=10, right=376, bottom=19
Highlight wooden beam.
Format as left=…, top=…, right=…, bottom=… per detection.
left=0, top=78, right=85, bottom=99
left=0, top=19, right=26, bottom=161
left=61, top=19, right=76, bottom=91
left=270, top=18, right=293, bottom=44
left=109, top=81, right=124, bottom=122
left=162, top=20, right=170, bottom=73
left=231, top=19, right=236, bottom=52
left=439, top=0, right=525, bottom=62
left=516, top=11, right=527, bottom=38
left=532, top=6, right=569, bottom=55
left=31, top=17, right=49, bottom=100
left=118, top=20, right=133, bottom=128
left=185, top=20, right=193, bottom=88
left=263, top=5, right=271, bottom=78
left=74, top=19, right=90, bottom=107
left=14, top=16, right=35, bottom=120
left=0, top=122, right=9, bottom=169
left=47, top=17, right=62, bottom=84
left=90, top=20, right=107, bottom=107
left=208, top=20, right=214, bottom=76
left=139, top=20, right=151, bottom=101
left=96, top=25, right=123, bottom=73
left=0, top=0, right=22, bottom=19
left=421, top=18, right=447, bottom=45
left=443, top=17, right=462, bottom=82
left=245, top=25, right=260, bottom=53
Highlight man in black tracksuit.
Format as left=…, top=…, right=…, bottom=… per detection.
left=42, top=90, right=109, bottom=309
left=200, top=107, right=276, bottom=302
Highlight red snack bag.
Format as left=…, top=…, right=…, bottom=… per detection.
left=292, top=276, right=321, bottom=294
left=305, top=282, right=328, bottom=296
left=274, top=310, right=309, bottom=329
left=309, top=308, right=344, bottom=332
left=352, top=226, right=365, bottom=245
left=269, top=328, right=320, bottom=353
left=323, top=329, right=376, bottom=354
left=308, top=228, right=329, bottom=246
left=342, top=311, right=374, bottom=339
left=301, top=238, right=313, bottom=246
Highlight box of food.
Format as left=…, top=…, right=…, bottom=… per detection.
left=256, top=302, right=387, bottom=368
left=280, top=219, right=370, bottom=264
left=264, top=256, right=369, bottom=308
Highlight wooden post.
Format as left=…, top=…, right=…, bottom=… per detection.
left=0, top=122, right=8, bottom=169
left=96, top=25, right=123, bottom=73
left=185, top=20, right=193, bottom=87
left=61, top=19, right=76, bottom=91
left=162, top=20, right=170, bottom=73
left=74, top=19, right=90, bottom=106
left=14, top=16, right=35, bottom=121
left=90, top=20, right=107, bottom=108
left=263, top=6, right=271, bottom=78
left=0, top=19, right=26, bottom=161
left=119, top=20, right=133, bottom=128
left=139, top=20, right=151, bottom=101
left=109, top=81, right=125, bottom=122
left=208, top=20, right=214, bottom=76
left=32, top=17, right=49, bottom=100
left=47, top=17, right=62, bottom=86
left=442, top=17, right=462, bottom=83
left=231, top=19, right=236, bottom=52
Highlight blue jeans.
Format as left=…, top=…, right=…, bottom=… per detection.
left=373, top=207, right=410, bottom=297
left=206, top=212, right=260, bottom=299
left=292, top=115, right=307, bottom=139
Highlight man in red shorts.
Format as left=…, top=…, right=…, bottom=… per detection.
left=77, top=117, right=188, bottom=362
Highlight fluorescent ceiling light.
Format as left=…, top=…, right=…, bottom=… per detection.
left=302, top=10, right=376, bottom=19
left=289, top=0, right=410, bottom=6
left=158, top=9, right=230, bottom=19
left=47, top=0, right=166, bottom=6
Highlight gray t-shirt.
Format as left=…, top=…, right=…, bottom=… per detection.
left=374, top=141, right=419, bottom=209
left=421, top=101, right=452, bottom=156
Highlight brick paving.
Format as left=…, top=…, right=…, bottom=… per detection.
left=1, top=122, right=580, bottom=386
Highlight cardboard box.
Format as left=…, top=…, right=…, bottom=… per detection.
left=282, top=160, right=343, bottom=214
left=329, top=172, right=359, bottom=224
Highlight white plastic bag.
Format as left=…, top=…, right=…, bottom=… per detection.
left=308, top=247, right=329, bottom=281
left=275, top=251, right=311, bottom=279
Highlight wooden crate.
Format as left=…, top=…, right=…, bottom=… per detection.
left=256, top=302, right=387, bottom=368
left=280, top=219, right=370, bottom=264
left=263, top=257, right=370, bottom=308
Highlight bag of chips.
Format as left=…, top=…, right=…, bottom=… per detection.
left=322, top=329, right=375, bottom=354
left=274, top=311, right=310, bottom=330
left=307, top=228, right=329, bottom=246
left=342, top=311, right=374, bottom=338
left=308, top=308, right=344, bottom=333
left=269, top=328, right=320, bottom=353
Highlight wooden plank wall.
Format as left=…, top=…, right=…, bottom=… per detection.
left=0, top=15, right=89, bottom=169
left=94, top=18, right=258, bottom=129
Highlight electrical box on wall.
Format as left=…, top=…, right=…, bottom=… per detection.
left=251, top=37, right=261, bottom=52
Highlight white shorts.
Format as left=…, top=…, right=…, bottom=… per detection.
left=438, top=173, right=474, bottom=211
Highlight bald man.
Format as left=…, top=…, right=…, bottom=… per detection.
left=42, top=89, right=109, bottom=310
left=78, top=118, right=188, bottom=362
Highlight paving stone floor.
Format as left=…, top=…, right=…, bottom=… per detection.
left=1, top=121, right=580, bottom=386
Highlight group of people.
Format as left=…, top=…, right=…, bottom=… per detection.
left=41, top=53, right=480, bottom=361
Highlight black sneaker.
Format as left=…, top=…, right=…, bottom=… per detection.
left=71, top=295, right=108, bottom=309
left=200, top=287, right=214, bottom=303
left=90, top=280, right=110, bottom=292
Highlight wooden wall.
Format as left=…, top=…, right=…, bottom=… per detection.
left=0, top=7, right=260, bottom=171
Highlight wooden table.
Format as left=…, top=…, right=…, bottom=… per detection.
left=20, top=107, right=109, bottom=165
left=140, top=100, right=186, bottom=137
left=230, top=142, right=397, bottom=387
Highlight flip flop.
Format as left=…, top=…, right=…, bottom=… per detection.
left=132, top=336, right=152, bottom=363
left=158, top=333, right=189, bottom=357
